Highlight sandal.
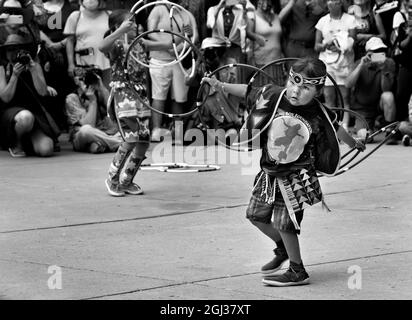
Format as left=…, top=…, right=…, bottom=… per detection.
left=9, top=147, right=26, bottom=158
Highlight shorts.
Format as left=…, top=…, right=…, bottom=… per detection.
left=0, top=107, right=24, bottom=149
left=325, top=65, right=350, bottom=86
left=246, top=174, right=304, bottom=234
left=149, top=58, right=189, bottom=103
left=351, top=108, right=378, bottom=131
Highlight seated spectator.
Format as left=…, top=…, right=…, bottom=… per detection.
left=348, top=0, right=386, bottom=60
left=345, top=37, right=397, bottom=143
left=282, top=0, right=327, bottom=59
left=0, top=34, right=59, bottom=157
left=315, top=0, right=356, bottom=130
left=65, top=69, right=121, bottom=153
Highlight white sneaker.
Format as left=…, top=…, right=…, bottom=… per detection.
left=120, top=182, right=144, bottom=195
left=402, top=135, right=410, bottom=147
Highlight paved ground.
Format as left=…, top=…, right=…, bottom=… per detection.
left=0, top=134, right=411, bottom=300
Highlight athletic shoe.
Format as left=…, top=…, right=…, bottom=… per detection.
left=120, top=182, right=144, bottom=195
left=262, top=266, right=310, bottom=287
left=89, top=142, right=106, bottom=154
left=261, top=248, right=289, bottom=275
left=8, top=147, right=26, bottom=158
left=402, top=135, right=410, bottom=147
left=105, top=179, right=125, bottom=197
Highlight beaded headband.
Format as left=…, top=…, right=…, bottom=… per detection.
left=289, top=68, right=326, bottom=86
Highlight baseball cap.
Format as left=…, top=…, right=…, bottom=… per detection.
left=201, top=37, right=227, bottom=50
left=365, top=37, right=387, bottom=52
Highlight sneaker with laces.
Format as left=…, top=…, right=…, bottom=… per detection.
left=261, top=248, right=289, bottom=275
left=402, top=135, right=410, bottom=147
left=262, top=266, right=310, bottom=287
left=105, top=179, right=125, bottom=197
left=120, top=182, right=144, bottom=195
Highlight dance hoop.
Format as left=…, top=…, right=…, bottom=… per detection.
left=125, top=29, right=201, bottom=118
left=140, top=163, right=220, bottom=173
left=332, top=121, right=400, bottom=177
left=128, top=0, right=194, bottom=69
left=169, top=5, right=196, bottom=78
left=196, top=63, right=278, bottom=151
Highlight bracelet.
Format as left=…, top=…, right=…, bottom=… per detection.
left=220, top=82, right=226, bottom=93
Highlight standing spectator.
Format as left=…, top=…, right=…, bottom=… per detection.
left=179, top=0, right=209, bottom=43
left=348, top=0, right=386, bottom=60
left=36, top=0, right=78, bottom=131
left=206, top=0, right=255, bottom=63
left=315, top=0, right=356, bottom=130
left=393, top=0, right=412, bottom=121
left=247, top=0, right=295, bottom=85
left=373, top=0, right=400, bottom=41
left=63, top=0, right=111, bottom=88
left=147, top=0, right=198, bottom=142
left=283, top=0, right=328, bottom=59
left=0, top=34, right=59, bottom=157
left=345, top=37, right=397, bottom=142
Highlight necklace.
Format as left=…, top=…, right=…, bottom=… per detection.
left=259, top=10, right=273, bottom=27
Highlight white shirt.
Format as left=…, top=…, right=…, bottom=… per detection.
left=64, top=9, right=110, bottom=70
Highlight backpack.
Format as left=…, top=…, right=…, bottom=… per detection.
left=389, top=11, right=407, bottom=62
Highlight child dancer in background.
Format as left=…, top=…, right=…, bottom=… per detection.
left=99, top=10, right=153, bottom=197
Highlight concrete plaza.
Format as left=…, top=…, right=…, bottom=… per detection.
left=0, top=135, right=411, bottom=300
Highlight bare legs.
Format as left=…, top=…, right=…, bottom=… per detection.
left=13, top=110, right=54, bottom=157
left=324, top=85, right=351, bottom=129
left=250, top=220, right=302, bottom=264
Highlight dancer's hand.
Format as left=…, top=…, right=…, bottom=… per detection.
left=201, top=76, right=222, bottom=91
left=354, top=138, right=366, bottom=152
left=118, top=19, right=135, bottom=35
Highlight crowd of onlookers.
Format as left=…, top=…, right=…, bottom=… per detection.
left=0, top=0, right=411, bottom=158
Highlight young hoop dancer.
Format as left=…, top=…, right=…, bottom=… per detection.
left=99, top=10, right=156, bottom=197
left=202, top=57, right=365, bottom=286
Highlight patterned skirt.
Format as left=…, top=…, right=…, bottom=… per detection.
left=252, top=167, right=325, bottom=231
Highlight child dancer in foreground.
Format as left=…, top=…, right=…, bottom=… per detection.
left=202, top=57, right=365, bottom=286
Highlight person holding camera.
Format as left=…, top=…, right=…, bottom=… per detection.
left=64, top=66, right=121, bottom=154
left=345, top=37, right=397, bottom=143
left=0, top=34, right=59, bottom=157
left=63, top=0, right=111, bottom=88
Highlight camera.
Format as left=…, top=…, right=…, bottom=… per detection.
left=15, top=50, right=31, bottom=65
left=74, top=66, right=102, bottom=86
